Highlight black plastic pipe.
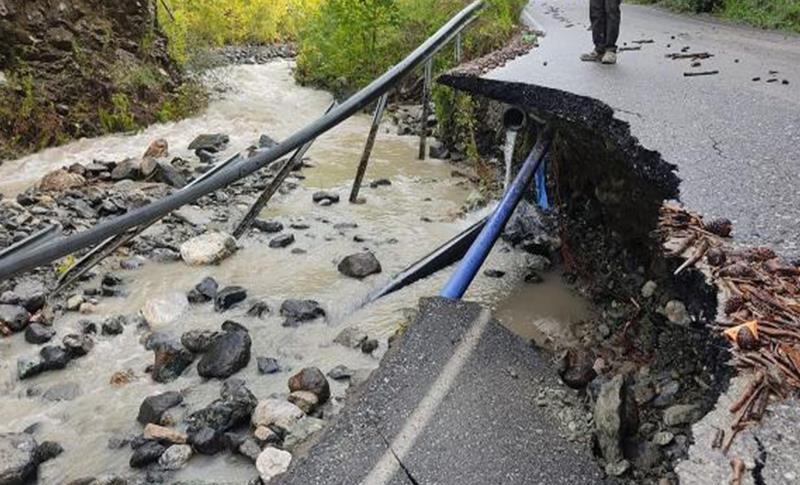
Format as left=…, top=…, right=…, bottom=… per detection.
left=0, top=0, right=485, bottom=282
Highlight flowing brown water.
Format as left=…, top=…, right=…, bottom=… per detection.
left=0, top=61, right=592, bottom=484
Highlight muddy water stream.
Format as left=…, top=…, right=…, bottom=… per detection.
left=0, top=61, right=592, bottom=484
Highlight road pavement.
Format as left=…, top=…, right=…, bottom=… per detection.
left=489, top=0, right=800, bottom=259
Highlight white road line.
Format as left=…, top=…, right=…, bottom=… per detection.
left=360, top=308, right=492, bottom=485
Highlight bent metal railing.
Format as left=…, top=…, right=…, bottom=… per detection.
left=0, top=1, right=486, bottom=283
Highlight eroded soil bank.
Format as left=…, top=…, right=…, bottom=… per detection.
left=438, top=72, right=736, bottom=483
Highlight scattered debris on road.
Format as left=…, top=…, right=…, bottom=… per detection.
left=684, top=70, right=719, bottom=77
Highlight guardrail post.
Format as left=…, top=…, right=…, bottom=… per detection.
left=418, top=59, right=434, bottom=160
left=455, top=33, right=463, bottom=63
left=349, top=93, right=389, bottom=204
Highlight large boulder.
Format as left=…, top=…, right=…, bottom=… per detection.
left=141, top=293, right=188, bottom=327
left=0, top=433, right=38, bottom=484
left=138, top=391, right=184, bottom=425
left=180, top=232, right=237, bottom=266
left=280, top=299, right=325, bottom=327
left=337, top=252, right=382, bottom=279
left=214, top=287, right=247, bottom=312
left=197, top=322, right=251, bottom=379
left=39, top=169, right=86, bottom=191
left=188, top=134, right=229, bottom=153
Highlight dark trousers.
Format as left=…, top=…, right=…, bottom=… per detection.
left=590, top=0, right=621, bottom=53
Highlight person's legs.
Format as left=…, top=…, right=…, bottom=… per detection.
left=582, top=0, right=607, bottom=61
left=604, top=0, right=621, bottom=52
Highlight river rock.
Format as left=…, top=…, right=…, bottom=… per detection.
left=158, top=444, right=192, bottom=471
left=0, top=432, right=39, bottom=484
left=111, top=159, right=141, bottom=181
left=333, top=327, right=368, bottom=348
left=180, top=232, right=237, bottom=266
left=663, top=404, right=701, bottom=426
left=39, top=169, right=86, bottom=191
left=252, top=399, right=305, bottom=430
left=252, top=220, right=283, bottom=233
left=35, top=441, right=63, bottom=463
left=312, top=191, right=340, bottom=205
left=189, top=276, right=218, bottom=303
left=337, top=252, right=382, bottom=279
left=62, top=334, right=94, bottom=357
left=12, top=280, right=46, bottom=313
left=269, top=234, right=295, bottom=249
left=593, top=375, right=638, bottom=465
left=40, top=345, right=70, bottom=371
left=43, top=382, right=80, bottom=402
left=181, top=330, right=220, bottom=353
left=151, top=341, right=195, bottom=383
left=280, top=299, right=325, bottom=327
left=129, top=441, right=166, bottom=468
left=66, top=295, right=84, bottom=311
left=238, top=438, right=262, bottom=462
left=144, top=424, right=187, bottom=444
left=17, top=356, right=43, bottom=380
left=327, top=365, right=354, bottom=381
left=101, top=317, right=124, bottom=336
left=138, top=391, right=184, bottom=425
left=288, top=367, right=330, bottom=404
left=189, top=426, right=223, bottom=455
left=0, top=304, right=30, bottom=332
left=188, top=134, right=229, bottom=153
left=174, top=206, right=212, bottom=228
left=287, top=391, right=319, bottom=414
left=197, top=322, right=251, bottom=379
left=214, top=286, right=247, bottom=312
left=247, top=301, right=270, bottom=318
left=77, top=320, right=97, bottom=335
left=361, top=338, right=379, bottom=354
left=558, top=349, right=597, bottom=389
left=25, top=323, right=55, bottom=344
left=141, top=293, right=188, bottom=327
left=152, top=161, right=187, bottom=188
left=257, top=357, right=280, bottom=375
left=185, top=379, right=257, bottom=437
left=284, top=417, right=326, bottom=452
left=256, top=447, right=292, bottom=483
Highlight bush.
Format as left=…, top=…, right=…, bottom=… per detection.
left=295, top=0, right=527, bottom=93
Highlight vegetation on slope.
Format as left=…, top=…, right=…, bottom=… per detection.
left=636, top=0, right=800, bottom=32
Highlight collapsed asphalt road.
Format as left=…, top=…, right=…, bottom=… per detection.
left=493, top=0, right=800, bottom=260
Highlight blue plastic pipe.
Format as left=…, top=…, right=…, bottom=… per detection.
left=441, top=127, right=553, bottom=299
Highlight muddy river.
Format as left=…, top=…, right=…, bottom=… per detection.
left=0, top=61, right=591, bottom=483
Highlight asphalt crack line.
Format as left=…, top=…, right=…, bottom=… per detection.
left=359, top=308, right=492, bottom=485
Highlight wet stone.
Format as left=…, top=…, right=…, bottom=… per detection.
left=190, top=277, right=218, bottom=303
left=129, top=441, right=166, bottom=468
left=152, top=341, right=195, bottom=383
left=188, top=134, right=229, bottom=153
left=35, top=441, right=64, bottom=463
left=189, top=426, right=224, bottom=455
left=288, top=391, right=319, bottom=414
left=239, top=438, right=262, bottom=462
left=327, top=365, right=354, bottom=381
left=214, top=286, right=248, bottom=312
left=333, top=327, right=367, bottom=349
left=361, top=339, right=379, bottom=354
left=247, top=301, right=270, bottom=318
left=25, top=323, right=55, bottom=344
left=483, top=269, right=506, bottom=278
left=280, top=299, right=325, bottom=327
left=312, top=191, right=340, bottom=205
left=337, top=252, right=382, bottom=279
left=257, top=357, right=280, bottom=375
left=17, top=356, right=43, bottom=380
left=0, top=432, right=39, bottom=484
left=181, top=330, right=220, bottom=354
left=13, top=280, right=46, bottom=313
left=40, top=345, right=70, bottom=371
left=62, top=333, right=94, bottom=358
left=252, top=220, right=283, bottom=233
left=43, top=382, right=80, bottom=402
left=269, top=234, right=295, bottom=249
left=288, top=367, right=330, bottom=404
left=101, top=317, right=124, bottom=336
left=158, top=444, right=192, bottom=470
left=0, top=304, right=31, bottom=332
left=197, top=322, right=251, bottom=379
left=138, top=391, right=184, bottom=425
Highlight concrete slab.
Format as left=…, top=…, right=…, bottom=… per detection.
left=489, top=0, right=800, bottom=259
left=275, top=297, right=602, bottom=484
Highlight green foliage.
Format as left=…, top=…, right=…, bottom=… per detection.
left=296, top=0, right=527, bottom=93
left=432, top=85, right=478, bottom=160
left=99, top=93, right=136, bottom=133
left=157, top=0, right=322, bottom=63
left=157, top=82, right=208, bottom=122
left=634, top=0, right=799, bottom=31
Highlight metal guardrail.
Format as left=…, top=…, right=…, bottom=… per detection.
left=0, top=0, right=486, bottom=282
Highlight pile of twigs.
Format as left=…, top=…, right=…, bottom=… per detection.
left=659, top=202, right=800, bottom=451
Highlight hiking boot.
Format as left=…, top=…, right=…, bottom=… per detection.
left=580, top=50, right=603, bottom=62
left=601, top=50, right=617, bottom=65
